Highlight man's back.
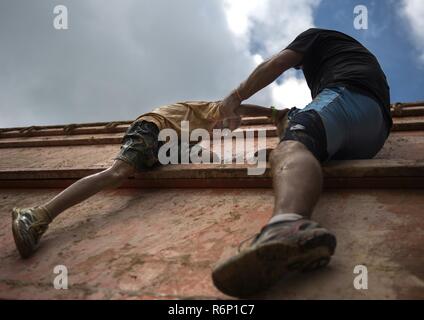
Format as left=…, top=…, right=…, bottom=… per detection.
left=286, top=28, right=391, bottom=126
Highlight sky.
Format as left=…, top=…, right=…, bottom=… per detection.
left=0, top=0, right=423, bottom=128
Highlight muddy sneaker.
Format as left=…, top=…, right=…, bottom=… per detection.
left=12, top=207, right=52, bottom=259
left=212, top=218, right=336, bottom=298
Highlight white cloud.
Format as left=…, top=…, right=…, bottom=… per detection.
left=225, top=0, right=319, bottom=55
left=401, top=0, right=424, bottom=64
left=224, top=0, right=320, bottom=108
left=223, top=0, right=265, bottom=38
left=0, top=0, right=320, bottom=127
left=271, top=76, right=311, bottom=108
left=252, top=54, right=264, bottom=65
left=0, top=0, right=256, bottom=127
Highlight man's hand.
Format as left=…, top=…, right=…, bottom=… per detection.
left=274, top=108, right=289, bottom=125
left=274, top=108, right=290, bottom=138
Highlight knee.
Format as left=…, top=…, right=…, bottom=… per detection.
left=271, top=140, right=321, bottom=172
left=280, top=109, right=328, bottom=161
left=271, top=141, right=308, bottom=166
left=104, top=161, right=135, bottom=182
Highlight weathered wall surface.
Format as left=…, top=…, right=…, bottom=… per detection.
left=1, top=103, right=423, bottom=299
left=0, top=188, right=423, bottom=299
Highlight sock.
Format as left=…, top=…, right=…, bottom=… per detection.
left=267, top=213, right=303, bottom=225
left=34, top=206, right=53, bottom=224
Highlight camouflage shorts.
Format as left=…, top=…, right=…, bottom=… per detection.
left=115, top=121, right=161, bottom=171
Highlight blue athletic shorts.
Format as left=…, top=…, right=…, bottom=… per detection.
left=280, top=87, right=390, bottom=162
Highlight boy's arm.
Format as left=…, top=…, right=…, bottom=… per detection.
left=236, top=104, right=289, bottom=123
left=236, top=104, right=274, bottom=117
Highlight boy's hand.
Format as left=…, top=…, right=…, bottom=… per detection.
left=213, top=116, right=241, bottom=131
left=218, top=91, right=241, bottom=119
left=223, top=116, right=242, bottom=131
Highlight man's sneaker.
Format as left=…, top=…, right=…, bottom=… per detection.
left=12, top=207, right=52, bottom=259
left=212, top=218, right=336, bottom=298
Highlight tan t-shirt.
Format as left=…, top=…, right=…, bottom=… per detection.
left=136, top=101, right=222, bottom=135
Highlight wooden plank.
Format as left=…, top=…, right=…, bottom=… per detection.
left=2, top=120, right=424, bottom=148
left=391, top=106, right=424, bottom=117
left=0, top=136, right=123, bottom=148
left=0, top=125, right=129, bottom=139
left=392, top=101, right=424, bottom=108
left=2, top=110, right=424, bottom=148
left=392, top=121, right=424, bottom=131
left=0, top=128, right=273, bottom=148
left=0, top=121, right=132, bottom=133
left=321, top=159, right=424, bottom=177
left=2, top=177, right=423, bottom=189
left=0, top=118, right=271, bottom=139
left=0, top=101, right=422, bottom=139
left=0, top=160, right=423, bottom=189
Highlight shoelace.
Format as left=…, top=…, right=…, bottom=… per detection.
left=236, top=219, right=307, bottom=253
left=28, top=221, right=49, bottom=236
left=237, top=223, right=274, bottom=253
left=237, top=233, right=259, bottom=253
left=20, top=211, right=49, bottom=236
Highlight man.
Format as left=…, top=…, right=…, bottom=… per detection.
left=212, top=28, right=392, bottom=297
left=11, top=101, right=284, bottom=259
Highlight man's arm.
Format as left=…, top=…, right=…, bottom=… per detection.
left=237, top=49, right=303, bottom=100
left=220, top=49, right=303, bottom=118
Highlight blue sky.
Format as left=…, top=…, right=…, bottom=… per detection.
left=313, top=0, right=423, bottom=103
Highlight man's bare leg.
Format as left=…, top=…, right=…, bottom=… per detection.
left=270, top=140, right=322, bottom=220
left=12, top=159, right=135, bottom=258
left=212, top=140, right=336, bottom=298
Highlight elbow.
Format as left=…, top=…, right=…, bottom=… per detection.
left=273, top=49, right=303, bottom=71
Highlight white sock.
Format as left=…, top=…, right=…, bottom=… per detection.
left=267, top=213, right=303, bottom=225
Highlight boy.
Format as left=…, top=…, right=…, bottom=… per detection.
left=12, top=100, right=285, bottom=258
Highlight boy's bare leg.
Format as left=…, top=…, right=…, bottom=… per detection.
left=44, top=160, right=135, bottom=219
left=12, top=159, right=135, bottom=258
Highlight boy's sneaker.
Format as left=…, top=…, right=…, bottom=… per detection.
left=12, top=207, right=52, bottom=259
left=212, top=218, right=336, bottom=298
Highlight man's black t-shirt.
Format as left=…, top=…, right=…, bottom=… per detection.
left=285, top=28, right=392, bottom=127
